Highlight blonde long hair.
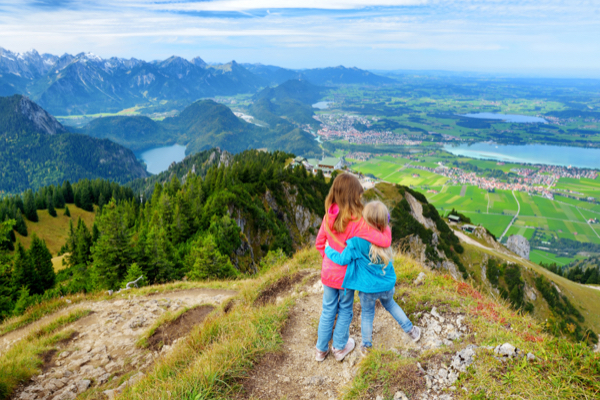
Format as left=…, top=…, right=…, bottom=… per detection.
left=363, top=201, right=394, bottom=266
left=325, top=173, right=364, bottom=233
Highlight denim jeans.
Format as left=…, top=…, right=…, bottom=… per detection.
left=358, top=288, right=413, bottom=348
left=316, top=285, right=355, bottom=352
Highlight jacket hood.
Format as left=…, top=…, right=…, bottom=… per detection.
left=327, top=204, right=339, bottom=228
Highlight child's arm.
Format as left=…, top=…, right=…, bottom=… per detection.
left=325, top=239, right=357, bottom=266
left=356, top=222, right=392, bottom=248
left=315, top=220, right=327, bottom=257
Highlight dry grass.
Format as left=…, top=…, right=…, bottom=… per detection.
left=15, top=205, right=96, bottom=256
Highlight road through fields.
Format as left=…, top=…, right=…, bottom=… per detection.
left=499, top=190, right=520, bottom=241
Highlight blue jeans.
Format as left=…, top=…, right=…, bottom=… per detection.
left=316, top=285, right=355, bottom=352
left=358, top=288, right=413, bottom=348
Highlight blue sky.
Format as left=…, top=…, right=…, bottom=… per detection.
left=1, top=0, right=599, bottom=77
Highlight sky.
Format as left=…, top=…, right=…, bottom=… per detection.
left=1, top=0, right=600, bottom=77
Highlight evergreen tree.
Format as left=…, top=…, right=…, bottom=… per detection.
left=80, top=184, right=94, bottom=212
left=187, top=235, right=237, bottom=281
left=62, top=180, right=75, bottom=203
left=29, top=234, right=55, bottom=292
left=65, top=218, right=93, bottom=267
left=64, top=205, right=71, bottom=217
left=92, top=223, right=100, bottom=243
left=121, top=263, right=145, bottom=289
left=35, top=190, right=46, bottom=210
left=14, top=209, right=27, bottom=237
left=91, top=200, right=133, bottom=289
left=53, top=187, right=66, bottom=209
left=23, top=190, right=38, bottom=222
left=98, top=193, right=106, bottom=211
left=10, top=243, right=40, bottom=295
left=142, top=218, right=175, bottom=283
left=0, top=264, right=13, bottom=320
left=12, top=286, right=31, bottom=316
left=47, top=192, right=57, bottom=217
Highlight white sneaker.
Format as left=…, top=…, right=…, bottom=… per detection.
left=333, top=338, right=355, bottom=361
left=408, top=326, right=421, bottom=342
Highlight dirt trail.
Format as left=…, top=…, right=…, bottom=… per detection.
left=243, top=273, right=470, bottom=400
left=5, top=288, right=236, bottom=400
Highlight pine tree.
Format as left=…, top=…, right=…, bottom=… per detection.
left=47, top=193, right=57, bottom=217
left=12, top=286, right=31, bottom=316
left=53, top=187, right=66, bottom=209
left=14, top=209, right=27, bottom=237
left=91, top=200, right=132, bottom=289
left=62, top=180, right=75, bottom=203
left=29, top=234, right=55, bottom=292
left=143, top=224, right=174, bottom=284
left=0, top=264, right=13, bottom=320
left=23, top=190, right=38, bottom=222
left=10, top=243, right=40, bottom=295
left=187, top=235, right=237, bottom=281
left=65, top=218, right=93, bottom=267
left=64, top=205, right=71, bottom=217
left=80, top=185, right=94, bottom=212
left=121, top=263, right=145, bottom=289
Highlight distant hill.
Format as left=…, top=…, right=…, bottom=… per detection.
left=242, top=63, right=303, bottom=85
left=249, top=79, right=322, bottom=128
left=300, top=66, right=395, bottom=85
left=0, top=95, right=149, bottom=194
left=79, top=99, right=322, bottom=157
left=77, top=116, right=174, bottom=151
left=254, top=79, right=323, bottom=105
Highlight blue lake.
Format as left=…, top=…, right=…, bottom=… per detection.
left=444, top=142, right=600, bottom=170
left=136, top=144, right=186, bottom=174
left=312, top=101, right=331, bottom=110
left=461, top=112, right=547, bottom=123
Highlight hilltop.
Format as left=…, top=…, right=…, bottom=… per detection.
left=79, top=99, right=322, bottom=157
left=0, top=154, right=598, bottom=399
left=0, top=95, right=149, bottom=194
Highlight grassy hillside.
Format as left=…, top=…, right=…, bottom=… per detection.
left=1, top=248, right=598, bottom=400
left=14, top=205, right=95, bottom=256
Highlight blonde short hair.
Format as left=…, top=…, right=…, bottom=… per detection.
left=363, top=201, right=394, bottom=266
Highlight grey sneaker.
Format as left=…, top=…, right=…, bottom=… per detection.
left=333, top=338, right=355, bottom=361
left=315, top=348, right=329, bottom=362
left=408, top=326, right=421, bottom=342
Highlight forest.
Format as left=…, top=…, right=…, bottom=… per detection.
left=0, top=150, right=330, bottom=321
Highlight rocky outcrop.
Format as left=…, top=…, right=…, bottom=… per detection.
left=17, top=96, right=67, bottom=135
left=405, top=192, right=436, bottom=231
left=506, top=235, right=530, bottom=260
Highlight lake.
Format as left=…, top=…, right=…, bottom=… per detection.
left=312, top=101, right=331, bottom=110
left=461, top=112, right=547, bottom=123
left=444, top=142, right=600, bottom=170
left=136, top=144, right=186, bottom=174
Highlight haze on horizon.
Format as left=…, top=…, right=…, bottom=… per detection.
left=1, top=0, right=599, bottom=78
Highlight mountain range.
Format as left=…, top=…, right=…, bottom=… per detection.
left=0, top=47, right=394, bottom=116
left=0, top=94, right=148, bottom=194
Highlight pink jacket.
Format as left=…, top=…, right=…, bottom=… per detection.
left=315, top=204, right=392, bottom=289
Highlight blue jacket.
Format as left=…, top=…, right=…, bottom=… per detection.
left=325, top=237, right=396, bottom=294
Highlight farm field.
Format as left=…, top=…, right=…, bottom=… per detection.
left=555, top=177, right=600, bottom=201
left=530, top=249, right=579, bottom=266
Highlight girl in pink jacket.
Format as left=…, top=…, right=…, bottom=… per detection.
left=314, top=173, right=392, bottom=362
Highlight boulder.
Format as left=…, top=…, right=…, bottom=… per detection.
left=506, top=235, right=530, bottom=260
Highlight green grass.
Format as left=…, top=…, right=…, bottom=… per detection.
left=530, top=250, right=577, bottom=266
left=0, top=309, right=91, bottom=399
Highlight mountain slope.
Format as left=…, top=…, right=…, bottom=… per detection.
left=0, top=95, right=149, bottom=193
left=77, top=116, right=174, bottom=151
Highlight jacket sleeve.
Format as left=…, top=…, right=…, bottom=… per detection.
left=355, top=221, right=392, bottom=248
left=325, top=240, right=356, bottom=266
left=315, top=219, right=327, bottom=257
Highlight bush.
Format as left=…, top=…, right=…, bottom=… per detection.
left=259, top=249, right=288, bottom=271
left=121, top=263, right=146, bottom=289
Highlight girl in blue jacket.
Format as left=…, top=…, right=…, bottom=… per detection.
left=325, top=201, right=421, bottom=352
